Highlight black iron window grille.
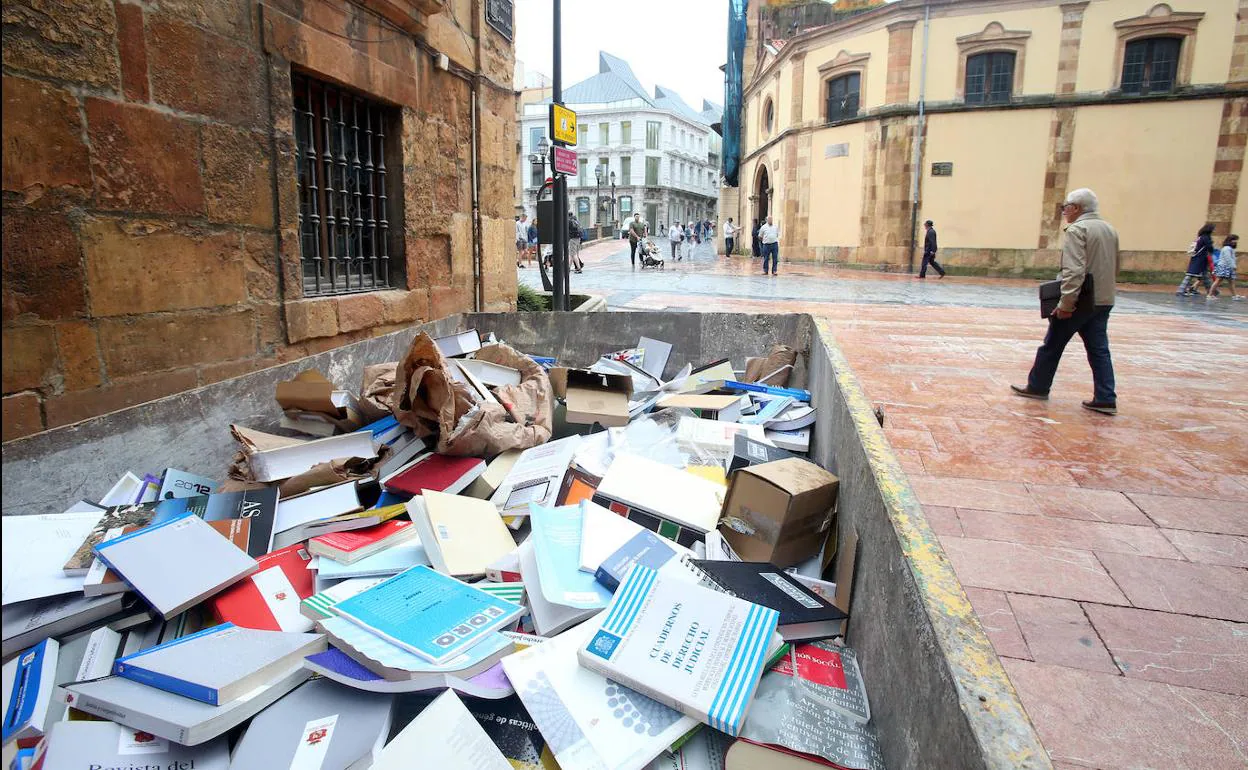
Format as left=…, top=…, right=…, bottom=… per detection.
left=293, top=73, right=399, bottom=296
left=825, top=73, right=861, bottom=122
left=1121, top=36, right=1181, bottom=95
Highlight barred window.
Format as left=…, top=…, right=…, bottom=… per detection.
left=1121, top=36, right=1181, bottom=95
left=825, top=73, right=861, bottom=122
left=293, top=73, right=401, bottom=296
left=965, top=52, right=1015, bottom=105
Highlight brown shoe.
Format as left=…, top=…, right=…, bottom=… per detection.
left=1081, top=400, right=1117, bottom=416
left=1010, top=385, right=1048, bottom=400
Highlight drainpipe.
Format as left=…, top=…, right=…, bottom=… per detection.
left=907, top=2, right=931, bottom=274
left=470, top=10, right=484, bottom=311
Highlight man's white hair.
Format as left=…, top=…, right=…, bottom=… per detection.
left=1065, top=188, right=1098, bottom=213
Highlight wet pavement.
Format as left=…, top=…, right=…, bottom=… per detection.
left=522, top=239, right=1248, bottom=770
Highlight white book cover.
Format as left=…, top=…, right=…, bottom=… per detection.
left=518, top=541, right=599, bottom=637
left=315, top=542, right=428, bottom=580
left=594, top=454, right=724, bottom=535
left=2, top=593, right=125, bottom=659
left=490, top=435, right=581, bottom=518
left=39, top=721, right=229, bottom=770
left=100, top=473, right=145, bottom=506
left=578, top=502, right=647, bottom=573
left=2, top=511, right=102, bottom=606
left=578, top=566, right=780, bottom=736
left=93, top=513, right=258, bottom=620
left=373, top=689, right=512, bottom=770
left=248, top=431, right=377, bottom=483
left=764, top=427, right=811, bottom=453
left=501, top=621, right=697, bottom=770
left=273, top=482, right=363, bottom=535
left=76, top=627, right=124, bottom=681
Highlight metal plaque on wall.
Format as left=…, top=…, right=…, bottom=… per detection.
left=486, top=0, right=513, bottom=40
left=931, top=162, right=953, bottom=177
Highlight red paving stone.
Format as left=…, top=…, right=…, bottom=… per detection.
left=1007, top=595, right=1118, bottom=674
left=1081, top=604, right=1248, bottom=697
left=604, top=265, right=1248, bottom=768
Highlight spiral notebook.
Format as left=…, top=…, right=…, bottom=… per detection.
left=680, top=559, right=847, bottom=644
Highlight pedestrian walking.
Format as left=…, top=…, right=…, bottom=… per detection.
left=1011, top=188, right=1120, bottom=415
left=759, top=216, right=780, bottom=275
left=1177, top=224, right=1217, bottom=296
left=627, top=213, right=646, bottom=268
left=723, top=218, right=738, bottom=257
left=919, top=220, right=946, bottom=279
left=751, top=218, right=761, bottom=258
left=567, top=212, right=585, bottom=274
left=668, top=221, right=683, bottom=262
left=1208, top=234, right=1240, bottom=301
left=526, top=219, right=539, bottom=266
left=686, top=222, right=696, bottom=258
left=515, top=214, right=528, bottom=268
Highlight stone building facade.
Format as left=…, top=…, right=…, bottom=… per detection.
left=2, top=0, right=517, bottom=441
left=725, top=0, right=1248, bottom=279
left=518, top=53, right=721, bottom=235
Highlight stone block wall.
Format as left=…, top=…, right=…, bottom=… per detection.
left=1, top=0, right=516, bottom=441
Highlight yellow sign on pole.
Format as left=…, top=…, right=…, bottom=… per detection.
left=550, top=103, right=577, bottom=146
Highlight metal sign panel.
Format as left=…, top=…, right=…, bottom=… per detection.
left=485, top=0, right=513, bottom=40
left=552, top=146, right=578, bottom=175
left=931, top=162, right=953, bottom=177
left=550, top=104, right=577, bottom=146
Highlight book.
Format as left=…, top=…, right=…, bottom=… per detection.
left=75, top=626, right=124, bottom=681
left=516, top=540, right=600, bottom=638
left=272, top=480, right=366, bottom=539
left=136, top=474, right=162, bottom=504
left=309, top=519, right=418, bottom=564
left=61, top=663, right=310, bottom=745
left=723, top=381, right=811, bottom=402
left=737, top=644, right=884, bottom=770
left=489, top=436, right=581, bottom=519
left=318, top=616, right=513, bottom=683
left=592, top=454, right=725, bottom=550
left=464, top=449, right=523, bottom=499
left=456, top=358, right=522, bottom=387
left=434, top=329, right=482, bottom=357
left=220, top=677, right=393, bottom=769
left=2, top=593, right=127, bottom=658
left=645, top=729, right=730, bottom=770
left=484, top=550, right=523, bottom=583
left=579, top=565, right=781, bottom=736
left=679, top=358, right=737, bottom=394
left=303, top=646, right=513, bottom=696
left=314, top=541, right=428, bottom=581
left=688, top=561, right=847, bottom=643
left=374, top=689, right=512, bottom=769
left=529, top=503, right=613, bottom=610
left=594, top=530, right=686, bottom=593
left=474, top=581, right=526, bottom=605
left=730, top=433, right=799, bottom=473
left=211, top=543, right=316, bottom=632
left=577, top=501, right=647, bottom=573
left=112, top=623, right=324, bottom=706
left=272, top=500, right=404, bottom=552
left=151, top=487, right=280, bottom=558
left=763, top=405, right=816, bottom=432
left=765, top=427, right=811, bottom=453
left=502, top=620, right=698, bottom=770
left=2, top=511, right=104, bottom=606
left=676, top=417, right=768, bottom=466
left=402, top=693, right=556, bottom=769
left=93, top=513, right=259, bottom=620
left=300, top=577, right=385, bottom=621
left=1, top=639, right=59, bottom=747
left=247, top=430, right=377, bottom=483
left=99, top=472, right=146, bottom=506
left=156, top=468, right=217, bottom=501
left=63, top=504, right=159, bottom=575
left=330, top=565, right=524, bottom=665
left=82, top=524, right=139, bottom=597
left=375, top=434, right=431, bottom=481
left=409, top=491, right=516, bottom=579
left=383, top=453, right=486, bottom=497
left=39, top=721, right=229, bottom=769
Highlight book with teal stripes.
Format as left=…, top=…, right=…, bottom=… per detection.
left=576, top=564, right=781, bottom=737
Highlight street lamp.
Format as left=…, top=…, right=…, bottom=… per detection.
left=609, top=170, right=617, bottom=231
left=594, top=165, right=604, bottom=227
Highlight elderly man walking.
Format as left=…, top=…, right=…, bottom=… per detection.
left=759, top=216, right=780, bottom=275
left=1012, top=188, right=1119, bottom=415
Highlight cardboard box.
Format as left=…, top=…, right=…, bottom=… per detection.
left=550, top=368, right=632, bottom=428
left=718, top=457, right=838, bottom=567
left=656, top=394, right=746, bottom=422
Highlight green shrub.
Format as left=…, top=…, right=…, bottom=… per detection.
left=516, top=283, right=549, bottom=312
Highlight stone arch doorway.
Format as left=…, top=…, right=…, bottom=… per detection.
left=753, top=163, right=771, bottom=225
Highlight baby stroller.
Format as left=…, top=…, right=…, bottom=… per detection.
left=638, top=238, right=664, bottom=270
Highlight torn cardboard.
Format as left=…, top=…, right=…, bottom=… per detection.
left=551, top=368, right=632, bottom=428
left=718, top=457, right=839, bottom=567
left=275, top=370, right=362, bottom=434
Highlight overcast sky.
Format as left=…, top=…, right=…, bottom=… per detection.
left=513, top=0, right=729, bottom=109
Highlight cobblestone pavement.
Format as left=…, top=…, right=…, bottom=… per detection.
left=522, top=239, right=1248, bottom=769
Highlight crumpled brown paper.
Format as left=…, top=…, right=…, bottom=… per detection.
left=357, top=362, right=400, bottom=423
left=744, top=344, right=798, bottom=386
left=393, top=333, right=553, bottom=457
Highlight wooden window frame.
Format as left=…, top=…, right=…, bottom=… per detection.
left=1112, top=4, right=1203, bottom=92
left=818, top=50, right=869, bottom=123
left=955, top=22, right=1030, bottom=103
left=964, top=51, right=1018, bottom=105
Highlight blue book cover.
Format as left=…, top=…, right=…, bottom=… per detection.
left=331, top=566, right=524, bottom=665
left=723, top=381, right=811, bottom=402
left=594, top=530, right=682, bottom=592
left=2, top=638, right=58, bottom=745
left=530, top=503, right=613, bottom=610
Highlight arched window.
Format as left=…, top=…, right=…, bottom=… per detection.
left=1121, top=36, right=1181, bottom=94
left=825, top=73, right=861, bottom=122
left=763, top=97, right=775, bottom=135
left=965, top=51, right=1016, bottom=104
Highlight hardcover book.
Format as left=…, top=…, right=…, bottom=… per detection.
left=578, top=565, right=781, bottom=736
left=309, top=520, right=418, bottom=565
left=689, top=560, right=847, bottom=643
left=330, top=565, right=524, bottom=665
left=383, top=453, right=486, bottom=497
left=211, top=544, right=316, bottom=632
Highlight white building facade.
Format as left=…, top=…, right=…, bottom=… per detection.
left=519, top=53, right=722, bottom=236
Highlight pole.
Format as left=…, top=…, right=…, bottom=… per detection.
left=551, top=0, right=568, bottom=311
left=907, top=2, right=931, bottom=275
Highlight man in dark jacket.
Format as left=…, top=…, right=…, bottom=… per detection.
left=919, top=220, right=946, bottom=278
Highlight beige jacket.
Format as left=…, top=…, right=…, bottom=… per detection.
left=1059, top=212, right=1119, bottom=311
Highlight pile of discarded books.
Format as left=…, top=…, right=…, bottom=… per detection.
left=1, top=328, right=885, bottom=770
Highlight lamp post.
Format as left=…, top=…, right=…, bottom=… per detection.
left=594, top=165, right=603, bottom=229
left=609, top=170, right=617, bottom=232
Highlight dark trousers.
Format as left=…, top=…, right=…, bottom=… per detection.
left=725, top=237, right=735, bottom=255
left=629, top=239, right=638, bottom=266
left=920, top=252, right=945, bottom=277
left=752, top=237, right=761, bottom=257
left=670, top=241, right=679, bottom=260
left=762, top=242, right=779, bottom=273
left=1027, top=306, right=1117, bottom=404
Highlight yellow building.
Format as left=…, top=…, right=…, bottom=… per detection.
left=727, top=0, right=1248, bottom=280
